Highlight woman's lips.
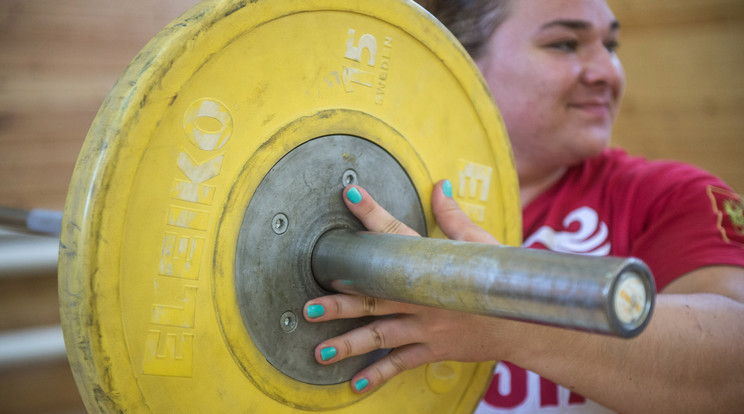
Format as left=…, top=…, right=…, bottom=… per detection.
left=569, top=102, right=611, bottom=119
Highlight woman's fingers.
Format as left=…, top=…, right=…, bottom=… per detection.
left=309, top=311, right=444, bottom=394
left=312, top=316, right=417, bottom=365
left=343, top=185, right=420, bottom=237
left=342, top=181, right=499, bottom=244
left=303, top=295, right=411, bottom=322
left=349, top=344, right=436, bottom=393
left=431, top=180, right=501, bottom=244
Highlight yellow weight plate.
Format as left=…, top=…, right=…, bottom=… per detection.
left=58, top=0, right=521, bottom=412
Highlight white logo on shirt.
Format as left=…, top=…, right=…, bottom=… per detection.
left=523, top=206, right=611, bottom=256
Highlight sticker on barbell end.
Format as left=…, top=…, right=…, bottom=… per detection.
left=614, top=273, right=647, bottom=326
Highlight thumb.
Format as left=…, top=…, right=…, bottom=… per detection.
left=432, top=179, right=500, bottom=244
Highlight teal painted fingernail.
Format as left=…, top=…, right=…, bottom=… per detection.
left=442, top=180, right=453, bottom=198
left=354, top=378, right=370, bottom=392
left=320, top=347, right=337, bottom=361
left=307, top=304, right=325, bottom=318
left=347, top=187, right=362, bottom=204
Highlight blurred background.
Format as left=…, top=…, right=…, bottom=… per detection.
left=0, top=0, right=742, bottom=412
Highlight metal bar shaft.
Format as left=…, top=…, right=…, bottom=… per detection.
left=0, top=325, right=67, bottom=370
left=312, top=230, right=655, bottom=338
left=0, top=232, right=59, bottom=278
left=0, top=207, right=28, bottom=232
left=0, top=207, right=62, bottom=235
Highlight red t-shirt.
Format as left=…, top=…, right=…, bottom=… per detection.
left=476, top=148, right=744, bottom=413
left=522, top=148, right=744, bottom=290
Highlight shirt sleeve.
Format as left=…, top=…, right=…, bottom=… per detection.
left=627, top=163, right=744, bottom=291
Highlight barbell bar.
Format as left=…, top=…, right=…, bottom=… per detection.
left=313, top=230, right=653, bottom=338
left=0, top=204, right=653, bottom=335
left=0, top=207, right=63, bottom=236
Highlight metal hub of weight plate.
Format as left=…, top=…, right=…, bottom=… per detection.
left=58, top=0, right=521, bottom=412
left=235, top=134, right=426, bottom=385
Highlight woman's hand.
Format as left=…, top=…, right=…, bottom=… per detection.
left=303, top=180, right=515, bottom=393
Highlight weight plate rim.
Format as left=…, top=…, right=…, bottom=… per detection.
left=58, top=0, right=518, bottom=412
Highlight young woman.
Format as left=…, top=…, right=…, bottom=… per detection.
left=304, top=1, right=744, bottom=412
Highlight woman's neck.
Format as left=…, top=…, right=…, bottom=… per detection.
left=518, top=166, right=567, bottom=208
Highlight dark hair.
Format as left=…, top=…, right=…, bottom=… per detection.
left=415, top=0, right=512, bottom=59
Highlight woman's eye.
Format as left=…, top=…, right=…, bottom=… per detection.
left=548, top=39, right=579, bottom=52
left=604, top=40, right=619, bottom=53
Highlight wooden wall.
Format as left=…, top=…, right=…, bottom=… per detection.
left=609, top=0, right=744, bottom=192
left=0, top=2, right=199, bottom=413
left=0, top=0, right=200, bottom=211
left=0, top=0, right=742, bottom=413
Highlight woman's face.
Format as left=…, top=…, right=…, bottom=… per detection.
left=476, top=0, right=625, bottom=179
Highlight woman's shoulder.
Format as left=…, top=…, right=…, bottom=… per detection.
left=579, top=147, right=721, bottom=191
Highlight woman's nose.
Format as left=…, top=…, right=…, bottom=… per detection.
left=581, top=44, right=625, bottom=90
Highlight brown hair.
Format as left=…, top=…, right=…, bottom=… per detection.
left=415, top=0, right=512, bottom=59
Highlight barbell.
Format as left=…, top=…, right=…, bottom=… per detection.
left=57, top=0, right=654, bottom=412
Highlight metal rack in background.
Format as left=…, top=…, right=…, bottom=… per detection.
left=0, top=207, right=66, bottom=370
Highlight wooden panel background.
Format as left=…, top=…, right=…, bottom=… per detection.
left=0, top=0, right=742, bottom=413
left=0, top=2, right=200, bottom=413
left=609, top=0, right=744, bottom=191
